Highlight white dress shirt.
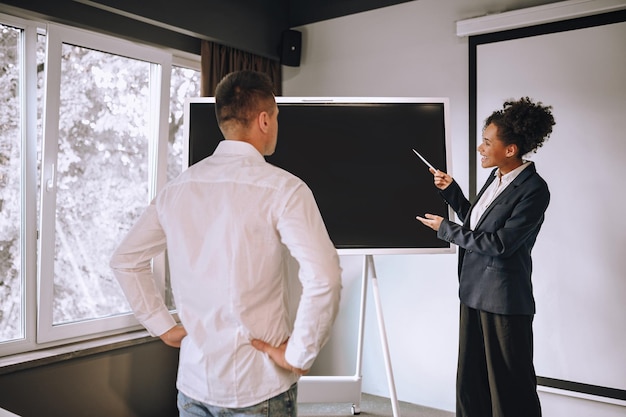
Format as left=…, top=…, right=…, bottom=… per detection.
left=110, top=140, right=342, bottom=408
left=470, top=161, right=531, bottom=230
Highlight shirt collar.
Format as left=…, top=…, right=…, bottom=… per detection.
left=214, top=139, right=265, bottom=162
left=495, top=160, right=532, bottom=184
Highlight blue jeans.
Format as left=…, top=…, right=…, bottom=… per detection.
left=177, top=383, right=297, bottom=417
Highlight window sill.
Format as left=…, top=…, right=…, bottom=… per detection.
left=0, top=330, right=155, bottom=376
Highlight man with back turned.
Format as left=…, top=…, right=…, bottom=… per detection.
left=110, top=70, right=342, bottom=417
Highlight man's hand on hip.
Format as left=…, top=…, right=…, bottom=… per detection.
left=251, top=338, right=309, bottom=376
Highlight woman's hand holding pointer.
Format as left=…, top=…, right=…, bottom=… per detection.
left=430, top=167, right=453, bottom=190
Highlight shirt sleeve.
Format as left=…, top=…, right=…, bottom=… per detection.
left=109, top=201, right=176, bottom=336
left=277, top=184, right=343, bottom=370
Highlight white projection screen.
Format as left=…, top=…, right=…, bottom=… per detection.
left=472, top=10, right=626, bottom=400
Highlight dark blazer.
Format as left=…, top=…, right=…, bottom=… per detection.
left=437, top=162, right=550, bottom=315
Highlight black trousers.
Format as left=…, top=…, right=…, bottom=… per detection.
left=456, top=304, right=541, bottom=417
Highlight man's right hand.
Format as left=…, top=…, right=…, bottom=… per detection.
left=160, top=324, right=187, bottom=348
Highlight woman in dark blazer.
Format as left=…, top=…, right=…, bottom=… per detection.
left=417, top=97, right=555, bottom=417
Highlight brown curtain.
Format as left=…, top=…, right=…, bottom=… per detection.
left=200, top=40, right=282, bottom=97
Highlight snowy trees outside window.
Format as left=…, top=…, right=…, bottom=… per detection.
left=0, top=19, right=199, bottom=348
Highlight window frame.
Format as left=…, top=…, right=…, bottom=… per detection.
left=0, top=12, right=40, bottom=357
left=0, top=11, right=200, bottom=359
left=37, top=23, right=173, bottom=344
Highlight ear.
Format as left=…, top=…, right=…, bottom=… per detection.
left=506, top=143, right=518, bottom=158
left=258, top=111, right=270, bottom=134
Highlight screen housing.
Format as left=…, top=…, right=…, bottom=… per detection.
left=183, top=96, right=454, bottom=255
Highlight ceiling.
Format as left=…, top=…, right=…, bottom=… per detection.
left=0, top=0, right=416, bottom=60
left=0, top=0, right=569, bottom=61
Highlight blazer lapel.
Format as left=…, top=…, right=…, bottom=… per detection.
left=472, top=163, right=538, bottom=229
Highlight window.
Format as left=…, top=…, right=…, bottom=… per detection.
left=164, top=62, right=200, bottom=309
left=0, top=13, right=201, bottom=357
left=168, top=63, right=200, bottom=182
left=50, top=44, right=150, bottom=324
left=37, top=24, right=173, bottom=342
left=0, top=15, right=39, bottom=355
left=0, top=23, right=23, bottom=343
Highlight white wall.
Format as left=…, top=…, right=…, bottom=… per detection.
left=475, top=18, right=626, bottom=392
left=283, top=1, right=625, bottom=415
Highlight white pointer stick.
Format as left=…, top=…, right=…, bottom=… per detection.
left=412, top=148, right=437, bottom=171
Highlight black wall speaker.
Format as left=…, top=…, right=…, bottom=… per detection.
left=280, top=30, right=302, bottom=67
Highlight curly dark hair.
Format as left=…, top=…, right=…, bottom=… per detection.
left=484, top=97, right=555, bottom=157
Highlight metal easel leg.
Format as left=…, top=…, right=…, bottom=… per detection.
left=366, top=254, right=401, bottom=417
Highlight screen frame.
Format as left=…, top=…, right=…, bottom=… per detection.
left=183, top=96, right=455, bottom=255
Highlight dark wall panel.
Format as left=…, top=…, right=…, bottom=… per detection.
left=0, top=341, right=179, bottom=417
left=88, top=0, right=290, bottom=58
left=0, top=0, right=290, bottom=59
left=0, top=0, right=416, bottom=58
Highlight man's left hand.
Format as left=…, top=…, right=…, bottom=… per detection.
left=251, top=338, right=309, bottom=376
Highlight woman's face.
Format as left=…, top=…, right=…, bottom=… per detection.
left=478, top=123, right=511, bottom=169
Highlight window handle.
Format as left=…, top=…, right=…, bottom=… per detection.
left=46, top=163, right=55, bottom=192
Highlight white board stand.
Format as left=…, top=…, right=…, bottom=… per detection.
left=298, top=255, right=401, bottom=417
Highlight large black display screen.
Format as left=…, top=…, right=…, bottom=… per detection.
left=184, top=97, right=452, bottom=254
